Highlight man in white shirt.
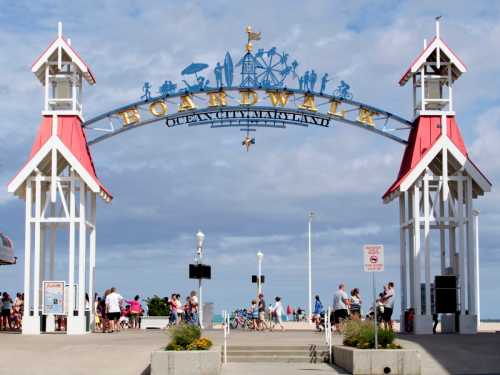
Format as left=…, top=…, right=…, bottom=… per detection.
left=105, top=287, right=123, bottom=332
left=333, top=284, right=349, bottom=333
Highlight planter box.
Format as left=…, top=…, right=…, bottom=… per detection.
left=142, top=316, right=170, bottom=329
left=151, top=346, right=221, bottom=375
left=333, top=345, right=421, bottom=375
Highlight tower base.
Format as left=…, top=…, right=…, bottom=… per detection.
left=414, top=315, right=433, bottom=334
left=67, top=316, right=88, bottom=335
left=459, top=315, right=477, bottom=334
left=22, top=316, right=41, bottom=335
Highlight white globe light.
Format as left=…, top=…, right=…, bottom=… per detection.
left=257, top=251, right=263, bottom=260
left=196, top=230, right=205, bottom=249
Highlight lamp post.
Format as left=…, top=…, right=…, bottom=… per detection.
left=257, top=251, right=264, bottom=295
left=196, top=230, right=205, bottom=329
left=308, top=211, right=315, bottom=322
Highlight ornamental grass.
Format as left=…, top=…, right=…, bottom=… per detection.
left=343, top=319, right=401, bottom=349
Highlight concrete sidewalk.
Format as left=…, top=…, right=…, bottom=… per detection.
left=222, top=363, right=347, bottom=374
left=1, top=328, right=499, bottom=374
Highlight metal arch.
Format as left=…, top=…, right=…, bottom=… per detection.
left=83, top=87, right=413, bottom=146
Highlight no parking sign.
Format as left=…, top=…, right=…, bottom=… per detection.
left=363, top=244, right=384, bottom=272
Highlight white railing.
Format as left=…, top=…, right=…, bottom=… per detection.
left=324, top=307, right=332, bottom=364
left=222, top=310, right=230, bottom=364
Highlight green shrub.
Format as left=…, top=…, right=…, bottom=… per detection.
left=165, top=324, right=202, bottom=350
left=166, top=342, right=183, bottom=351
left=145, top=295, right=170, bottom=316
left=342, top=320, right=398, bottom=349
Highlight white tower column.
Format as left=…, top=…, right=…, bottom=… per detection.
left=88, top=193, right=97, bottom=330
left=67, top=170, right=77, bottom=334
left=399, top=194, right=407, bottom=332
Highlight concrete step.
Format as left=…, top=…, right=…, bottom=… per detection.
left=227, top=345, right=328, bottom=351
left=227, top=350, right=320, bottom=356
left=227, top=355, right=326, bottom=363
left=224, top=345, right=331, bottom=363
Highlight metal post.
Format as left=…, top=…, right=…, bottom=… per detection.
left=199, top=278, right=203, bottom=329
left=198, top=249, right=203, bottom=330
left=308, top=211, right=314, bottom=322
left=372, top=272, right=378, bottom=349
left=257, top=252, right=263, bottom=295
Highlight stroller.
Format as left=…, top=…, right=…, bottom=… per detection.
left=316, top=311, right=326, bottom=331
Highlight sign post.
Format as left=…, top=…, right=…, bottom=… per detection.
left=363, top=244, right=384, bottom=349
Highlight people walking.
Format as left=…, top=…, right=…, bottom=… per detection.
left=333, top=284, right=349, bottom=333
left=126, top=295, right=142, bottom=329
left=350, top=288, right=362, bottom=319
left=1, top=292, right=12, bottom=330
left=12, top=293, right=23, bottom=330
left=169, top=294, right=178, bottom=325
left=105, top=287, right=123, bottom=333
left=250, top=300, right=259, bottom=330
left=313, top=295, right=324, bottom=330
left=270, top=296, right=285, bottom=332
left=383, top=282, right=395, bottom=330
left=190, top=291, right=199, bottom=326
left=257, top=293, right=268, bottom=331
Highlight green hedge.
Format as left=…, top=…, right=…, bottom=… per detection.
left=145, top=295, right=170, bottom=316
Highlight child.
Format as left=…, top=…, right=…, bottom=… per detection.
left=118, top=305, right=130, bottom=330
left=250, top=300, right=258, bottom=330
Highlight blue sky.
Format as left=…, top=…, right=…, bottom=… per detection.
left=1, top=1, right=500, bottom=319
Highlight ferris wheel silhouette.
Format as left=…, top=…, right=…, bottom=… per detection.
left=254, top=47, right=298, bottom=89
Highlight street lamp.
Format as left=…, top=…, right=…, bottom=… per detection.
left=308, top=211, right=315, bottom=323
left=257, top=251, right=264, bottom=295
left=196, top=230, right=205, bottom=328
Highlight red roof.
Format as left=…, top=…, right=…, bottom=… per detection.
left=28, top=116, right=111, bottom=199
left=383, top=116, right=467, bottom=200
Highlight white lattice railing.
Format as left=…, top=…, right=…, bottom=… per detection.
left=222, top=310, right=230, bottom=364
left=324, top=307, right=332, bottom=364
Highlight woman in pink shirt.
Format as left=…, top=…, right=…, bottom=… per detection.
left=126, top=295, right=142, bottom=329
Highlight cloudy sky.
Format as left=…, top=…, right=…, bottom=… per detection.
left=1, top=0, right=499, bottom=319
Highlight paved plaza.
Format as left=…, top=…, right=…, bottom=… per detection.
left=1, top=328, right=500, bottom=374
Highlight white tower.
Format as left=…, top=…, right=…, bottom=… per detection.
left=8, top=23, right=111, bottom=335
left=384, top=20, right=491, bottom=334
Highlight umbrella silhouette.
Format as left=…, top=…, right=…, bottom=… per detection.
left=181, top=63, right=209, bottom=78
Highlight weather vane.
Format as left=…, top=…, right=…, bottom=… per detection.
left=245, top=25, right=261, bottom=52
